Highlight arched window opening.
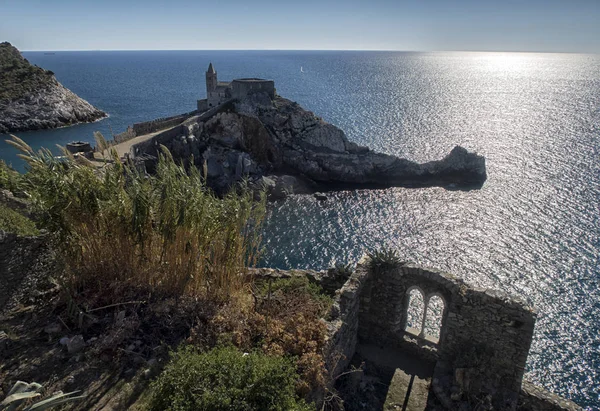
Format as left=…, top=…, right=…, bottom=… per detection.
left=424, top=294, right=445, bottom=344
left=405, top=288, right=425, bottom=336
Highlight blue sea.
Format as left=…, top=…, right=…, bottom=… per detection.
left=1, top=50, right=599, bottom=408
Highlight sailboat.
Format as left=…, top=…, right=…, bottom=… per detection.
left=300, top=66, right=304, bottom=73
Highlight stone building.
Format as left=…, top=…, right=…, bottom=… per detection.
left=203, top=63, right=275, bottom=109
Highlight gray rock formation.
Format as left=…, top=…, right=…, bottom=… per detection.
left=0, top=42, right=106, bottom=133
left=131, top=92, right=486, bottom=198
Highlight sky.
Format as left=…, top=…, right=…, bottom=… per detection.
left=1, top=0, right=599, bottom=53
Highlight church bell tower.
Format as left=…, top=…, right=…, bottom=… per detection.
left=206, top=62, right=217, bottom=93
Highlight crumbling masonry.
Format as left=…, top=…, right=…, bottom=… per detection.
left=322, top=258, right=582, bottom=411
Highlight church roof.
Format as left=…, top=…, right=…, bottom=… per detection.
left=207, top=62, right=216, bottom=74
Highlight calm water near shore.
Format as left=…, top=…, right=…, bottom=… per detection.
left=1, top=50, right=599, bottom=408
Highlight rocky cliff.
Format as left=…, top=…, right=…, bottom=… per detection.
left=132, top=92, right=487, bottom=198
left=0, top=42, right=106, bottom=133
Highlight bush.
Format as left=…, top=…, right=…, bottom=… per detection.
left=367, top=247, right=404, bottom=271
left=190, top=276, right=331, bottom=400
left=149, top=346, right=313, bottom=411
left=0, top=203, right=38, bottom=236
left=258, top=276, right=332, bottom=313
left=7, top=134, right=266, bottom=303
left=0, top=160, right=23, bottom=194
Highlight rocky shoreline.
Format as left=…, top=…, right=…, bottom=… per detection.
left=0, top=42, right=106, bottom=134
left=129, top=93, right=487, bottom=198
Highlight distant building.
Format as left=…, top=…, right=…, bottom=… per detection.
left=201, top=63, right=276, bottom=110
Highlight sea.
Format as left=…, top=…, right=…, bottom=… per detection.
left=0, top=50, right=599, bottom=408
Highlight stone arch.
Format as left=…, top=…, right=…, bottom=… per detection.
left=404, top=286, right=426, bottom=336
left=423, top=293, right=447, bottom=344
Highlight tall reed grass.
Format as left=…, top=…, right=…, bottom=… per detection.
left=7, top=134, right=266, bottom=302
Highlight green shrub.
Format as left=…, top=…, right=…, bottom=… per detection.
left=328, top=261, right=353, bottom=278
left=149, top=346, right=313, bottom=411
left=259, top=276, right=331, bottom=309
left=0, top=160, right=23, bottom=194
left=367, top=247, right=404, bottom=271
left=0, top=204, right=38, bottom=236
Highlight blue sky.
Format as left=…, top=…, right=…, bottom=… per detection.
left=1, top=0, right=599, bottom=52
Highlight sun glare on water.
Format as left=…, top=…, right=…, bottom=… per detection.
left=478, top=52, right=538, bottom=75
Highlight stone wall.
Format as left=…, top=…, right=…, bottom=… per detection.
left=113, top=110, right=197, bottom=144
left=439, top=273, right=536, bottom=409
left=132, top=111, right=197, bottom=136
left=129, top=101, right=234, bottom=165
left=129, top=124, right=187, bottom=162
left=113, top=126, right=136, bottom=144
left=357, top=262, right=538, bottom=410
left=518, top=381, right=583, bottom=411
left=197, top=99, right=208, bottom=112
left=232, top=79, right=275, bottom=100
left=323, top=261, right=370, bottom=381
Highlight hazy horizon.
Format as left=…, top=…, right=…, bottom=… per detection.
left=15, top=48, right=600, bottom=55
left=2, top=0, right=599, bottom=54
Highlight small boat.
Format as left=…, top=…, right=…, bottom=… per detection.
left=44, top=52, right=56, bottom=55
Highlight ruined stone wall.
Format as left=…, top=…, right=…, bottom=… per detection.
left=324, top=262, right=370, bottom=381
left=518, top=381, right=583, bottom=411
left=440, top=273, right=536, bottom=410
left=357, top=262, right=537, bottom=410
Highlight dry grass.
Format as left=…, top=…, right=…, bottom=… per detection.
left=189, top=276, right=332, bottom=401
left=7, top=133, right=266, bottom=305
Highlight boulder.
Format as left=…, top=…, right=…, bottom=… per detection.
left=263, top=175, right=314, bottom=200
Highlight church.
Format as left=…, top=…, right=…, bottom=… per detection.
left=201, top=63, right=276, bottom=109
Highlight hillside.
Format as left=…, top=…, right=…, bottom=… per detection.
left=0, top=42, right=106, bottom=133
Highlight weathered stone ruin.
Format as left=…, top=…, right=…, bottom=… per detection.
left=320, top=258, right=583, bottom=411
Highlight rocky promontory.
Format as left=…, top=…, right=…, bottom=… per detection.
left=130, top=92, right=487, bottom=198
left=0, top=42, right=106, bottom=133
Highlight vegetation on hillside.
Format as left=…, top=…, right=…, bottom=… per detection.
left=0, top=42, right=56, bottom=101
left=0, top=203, right=38, bottom=236
left=149, top=346, right=312, bottom=411
left=4, top=134, right=332, bottom=409
left=0, top=160, right=23, bottom=193
left=0, top=160, right=37, bottom=235
left=8, top=133, right=266, bottom=302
